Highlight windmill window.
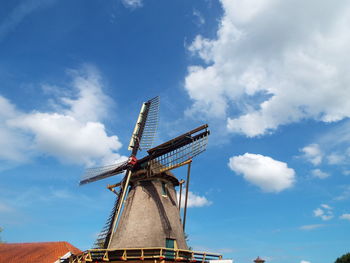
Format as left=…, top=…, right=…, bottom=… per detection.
left=161, top=182, right=167, bottom=196
left=165, top=238, right=177, bottom=259
left=165, top=238, right=175, bottom=249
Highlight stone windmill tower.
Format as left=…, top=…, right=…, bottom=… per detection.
left=109, top=169, right=187, bottom=249
left=74, top=97, right=221, bottom=263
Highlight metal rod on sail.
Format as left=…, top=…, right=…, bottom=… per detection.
left=183, top=160, right=192, bottom=231
left=178, top=179, right=185, bottom=212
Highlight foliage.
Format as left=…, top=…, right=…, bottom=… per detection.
left=335, top=253, right=350, bottom=263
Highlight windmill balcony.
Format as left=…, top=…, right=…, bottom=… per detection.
left=69, top=247, right=222, bottom=263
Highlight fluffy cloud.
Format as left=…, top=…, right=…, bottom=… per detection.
left=327, top=153, right=345, bottom=165
left=313, top=204, right=333, bottom=221
left=300, top=261, right=311, bottom=263
left=299, top=121, right=350, bottom=169
left=340, top=214, right=350, bottom=221
left=0, top=65, right=125, bottom=167
left=311, top=169, right=330, bottom=179
left=228, top=153, right=295, bottom=193
left=177, top=189, right=212, bottom=208
left=316, top=120, right=350, bottom=166
left=0, top=97, right=30, bottom=164
left=300, top=144, right=323, bottom=166
left=121, top=0, right=142, bottom=9
left=185, top=0, right=350, bottom=137
left=299, top=224, right=324, bottom=231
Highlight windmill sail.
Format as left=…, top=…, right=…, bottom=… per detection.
left=139, top=96, right=160, bottom=150
left=150, top=131, right=208, bottom=173
left=93, top=189, right=122, bottom=249
left=128, top=96, right=160, bottom=152
left=80, top=96, right=160, bottom=186
left=135, top=124, right=210, bottom=173
left=79, top=160, right=128, bottom=185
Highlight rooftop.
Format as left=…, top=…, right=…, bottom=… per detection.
left=0, top=241, right=81, bottom=263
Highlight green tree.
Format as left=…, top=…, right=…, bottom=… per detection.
left=335, top=253, right=350, bottom=263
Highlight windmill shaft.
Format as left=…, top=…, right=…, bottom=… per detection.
left=183, top=161, right=192, bottom=231
left=179, top=183, right=183, bottom=212
left=131, top=103, right=149, bottom=156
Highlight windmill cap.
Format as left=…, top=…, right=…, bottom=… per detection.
left=131, top=169, right=179, bottom=186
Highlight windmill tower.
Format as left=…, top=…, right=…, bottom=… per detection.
left=73, top=97, right=222, bottom=263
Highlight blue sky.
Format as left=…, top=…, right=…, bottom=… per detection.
left=0, top=0, right=350, bottom=262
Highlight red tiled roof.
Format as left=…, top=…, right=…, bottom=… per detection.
left=0, top=241, right=82, bottom=263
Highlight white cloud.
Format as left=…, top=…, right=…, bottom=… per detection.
left=327, top=153, right=345, bottom=165
left=340, top=214, right=350, bottom=221
left=185, top=0, right=350, bottom=137
left=62, top=66, right=112, bottom=123
left=299, top=224, right=324, bottom=231
left=228, top=153, right=295, bottom=193
left=311, top=169, right=330, bottom=179
left=313, top=204, right=333, bottom=221
left=122, top=0, right=142, bottom=9
left=0, top=97, right=31, bottom=164
left=300, top=121, right=350, bottom=170
left=301, top=261, right=311, bottom=263
left=0, top=65, right=125, bottom=167
left=301, top=144, right=322, bottom=166
left=177, top=189, right=212, bottom=208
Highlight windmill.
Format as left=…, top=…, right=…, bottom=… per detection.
left=78, top=96, right=213, bottom=257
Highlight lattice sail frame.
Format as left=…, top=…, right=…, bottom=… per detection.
left=128, top=96, right=160, bottom=151
left=79, top=160, right=128, bottom=185
left=93, top=192, right=121, bottom=249
left=139, top=96, right=160, bottom=150
left=79, top=96, right=160, bottom=186
left=149, top=132, right=209, bottom=174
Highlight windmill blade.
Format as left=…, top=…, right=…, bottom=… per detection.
left=128, top=96, right=160, bottom=154
left=139, top=96, right=160, bottom=150
left=93, top=189, right=122, bottom=249
left=79, top=160, right=128, bottom=186
left=135, top=124, right=210, bottom=173
left=149, top=130, right=209, bottom=173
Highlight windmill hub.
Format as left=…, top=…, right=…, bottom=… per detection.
left=127, top=156, right=138, bottom=166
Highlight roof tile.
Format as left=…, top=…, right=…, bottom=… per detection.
left=0, top=241, right=81, bottom=263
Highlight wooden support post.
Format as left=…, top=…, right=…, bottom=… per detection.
left=183, top=160, right=192, bottom=231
